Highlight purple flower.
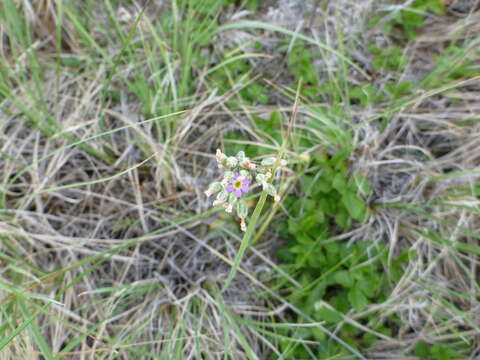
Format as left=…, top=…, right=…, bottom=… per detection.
left=226, top=173, right=250, bottom=198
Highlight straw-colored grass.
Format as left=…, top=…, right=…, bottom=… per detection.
left=1, top=0, right=480, bottom=359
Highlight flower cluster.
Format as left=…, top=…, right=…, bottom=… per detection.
left=205, top=149, right=282, bottom=232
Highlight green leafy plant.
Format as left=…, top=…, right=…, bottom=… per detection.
left=369, top=44, right=409, bottom=73
left=207, top=51, right=270, bottom=110
left=369, top=0, right=445, bottom=40
left=287, top=150, right=371, bottom=229
left=414, top=342, right=462, bottom=360
left=421, top=42, right=480, bottom=88
left=224, top=110, right=283, bottom=158
left=223, top=0, right=260, bottom=11
left=204, top=149, right=282, bottom=232
left=272, top=150, right=403, bottom=357
left=285, top=44, right=320, bottom=99
left=349, top=84, right=383, bottom=106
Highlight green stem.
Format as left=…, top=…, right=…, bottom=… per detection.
left=221, top=191, right=268, bottom=293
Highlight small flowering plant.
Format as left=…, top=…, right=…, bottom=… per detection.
left=205, top=149, right=282, bottom=232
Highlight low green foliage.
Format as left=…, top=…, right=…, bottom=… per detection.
left=285, top=43, right=320, bottom=99
left=286, top=150, right=371, bottom=232
left=224, top=110, right=283, bottom=157
left=221, top=3, right=479, bottom=357
left=422, top=41, right=480, bottom=88
left=369, top=0, right=445, bottom=40
left=271, top=150, right=402, bottom=357
left=2, top=0, right=478, bottom=358
left=223, top=0, right=260, bottom=11
left=414, top=342, right=463, bottom=360
left=369, top=44, right=408, bottom=73
left=206, top=49, right=270, bottom=111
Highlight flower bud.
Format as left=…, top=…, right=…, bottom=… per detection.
left=212, top=199, right=223, bottom=206
left=216, top=149, right=227, bottom=163
left=236, top=200, right=248, bottom=218
left=236, top=151, right=246, bottom=160
left=216, top=190, right=228, bottom=202
left=204, top=182, right=223, bottom=197
left=256, top=174, right=266, bottom=183
left=239, top=170, right=250, bottom=179
left=240, top=217, right=247, bottom=232
left=241, top=159, right=251, bottom=169
left=226, top=157, right=238, bottom=169
left=223, top=171, right=234, bottom=180
left=261, top=157, right=276, bottom=167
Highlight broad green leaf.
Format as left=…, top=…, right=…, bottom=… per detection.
left=342, top=191, right=366, bottom=221
left=413, top=342, right=431, bottom=358
left=318, top=197, right=336, bottom=214
left=348, top=286, right=368, bottom=312
left=335, top=210, right=350, bottom=229
left=314, top=210, right=325, bottom=224
left=315, top=303, right=343, bottom=323
left=352, top=173, right=372, bottom=196
left=334, top=270, right=354, bottom=288
left=324, top=241, right=340, bottom=256
left=316, top=177, right=332, bottom=193
left=303, top=199, right=316, bottom=212
left=332, top=173, right=348, bottom=191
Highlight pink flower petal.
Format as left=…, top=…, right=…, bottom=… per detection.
left=233, top=173, right=240, bottom=180
left=241, top=184, right=249, bottom=193
left=243, top=178, right=251, bottom=185
left=235, top=189, right=243, bottom=198
left=226, top=184, right=234, bottom=192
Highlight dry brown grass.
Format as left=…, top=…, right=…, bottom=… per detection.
left=1, top=0, right=480, bottom=359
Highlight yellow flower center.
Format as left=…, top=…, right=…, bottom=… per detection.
left=233, top=181, right=242, bottom=189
